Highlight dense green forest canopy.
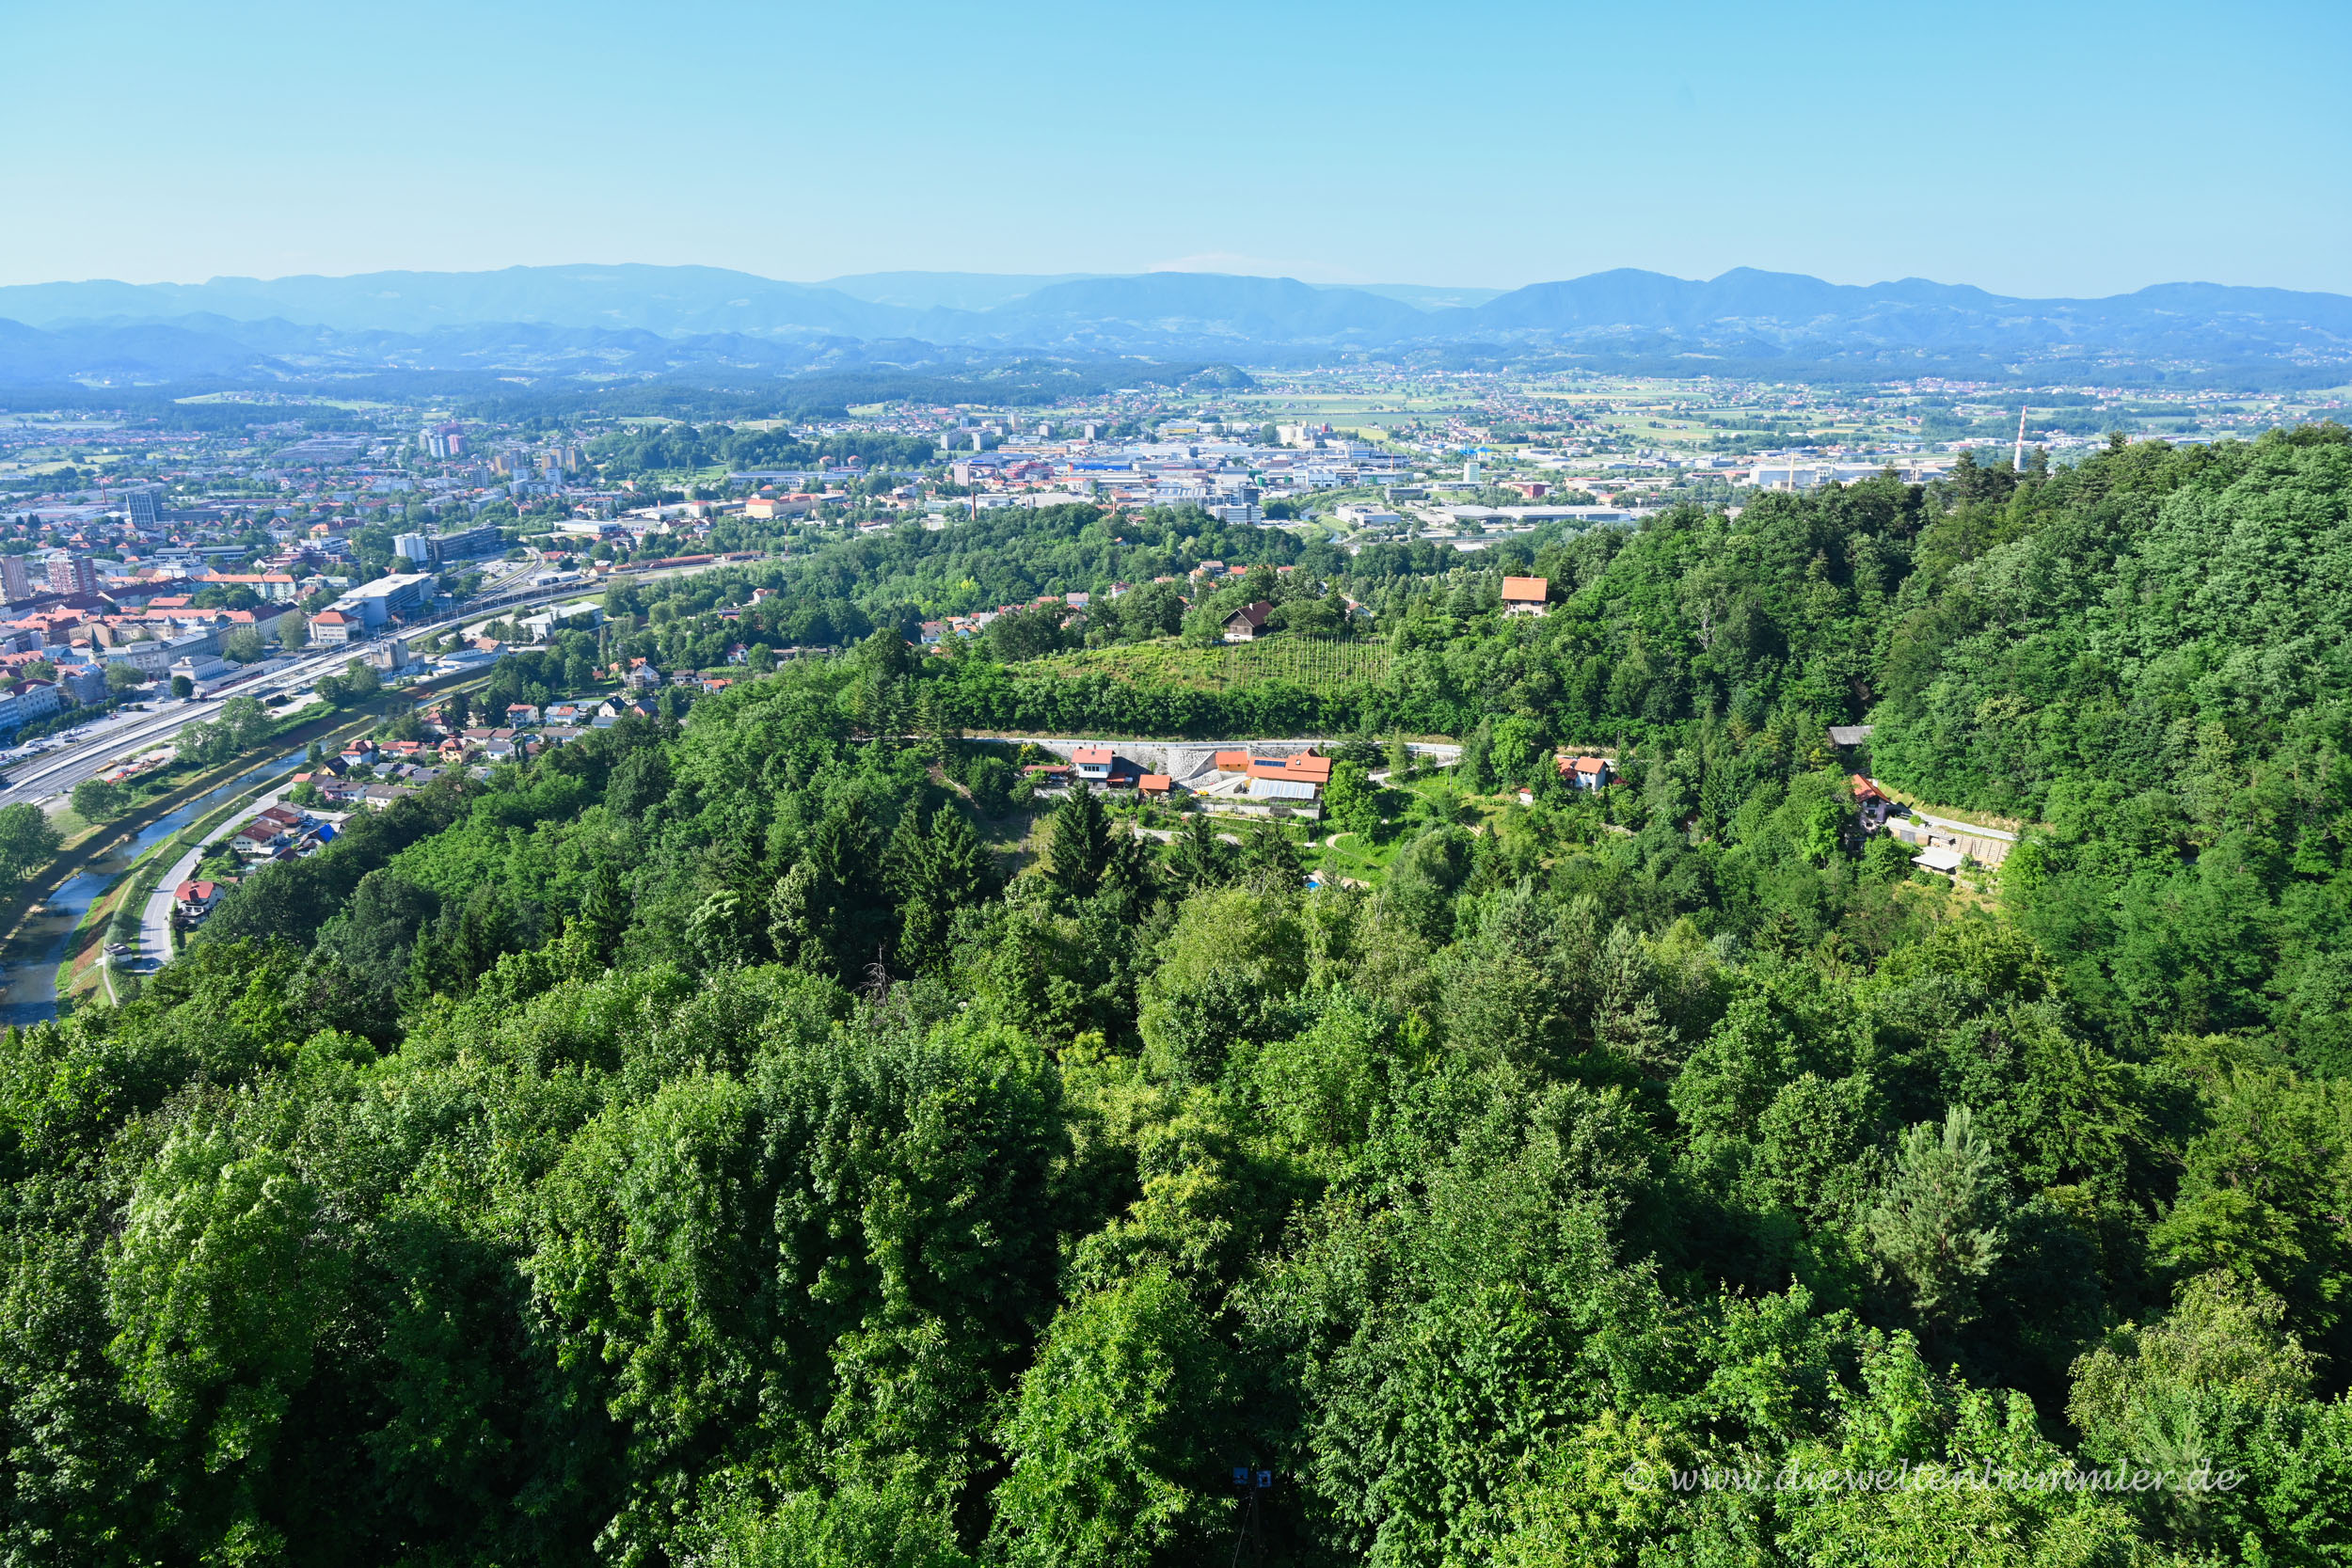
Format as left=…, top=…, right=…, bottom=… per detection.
left=588, top=424, right=944, bottom=479
left=460, top=360, right=1245, bottom=430
left=6, top=425, right=2352, bottom=1565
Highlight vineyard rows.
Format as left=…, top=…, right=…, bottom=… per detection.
left=1221, top=634, right=1397, bottom=694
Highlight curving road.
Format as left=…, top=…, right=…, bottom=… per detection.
left=136, top=784, right=293, bottom=969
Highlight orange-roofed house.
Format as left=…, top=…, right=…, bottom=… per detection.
left=1138, top=774, right=1174, bottom=797
left=1214, top=750, right=1250, bottom=772
left=1502, top=577, right=1549, bottom=617
left=1071, top=745, right=1115, bottom=782
left=742, top=493, right=818, bottom=520
left=1559, top=754, right=1613, bottom=789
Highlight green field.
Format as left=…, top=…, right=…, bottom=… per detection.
left=1033, top=633, right=1396, bottom=696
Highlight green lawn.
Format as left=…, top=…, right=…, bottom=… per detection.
left=1312, top=830, right=1403, bottom=886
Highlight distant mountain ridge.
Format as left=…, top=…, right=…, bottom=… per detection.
left=4, top=263, right=2348, bottom=385
left=0, top=264, right=912, bottom=339
left=812, top=272, right=1111, bottom=311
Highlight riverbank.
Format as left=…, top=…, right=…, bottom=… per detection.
left=2, top=705, right=399, bottom=1024
left=40, top=673, right=501, bottom=1017
left=57, top=772, right=289, bottom=1008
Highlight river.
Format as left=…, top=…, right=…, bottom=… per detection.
left=0, top=746, right=310, bottom=1028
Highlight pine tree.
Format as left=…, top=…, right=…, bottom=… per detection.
left=883, top=808, right=930, bottom=908
left=578, top=862, right=632, bottom=960
left=1238, top=823, right=1305, bottom=893
left=1101, top=825, right=1160, bottom=911
left=1168, top=813, right=1232, bottom=889
left=1593, top=926, right=1678, bottom=1080
left=1459, top=717, right=1496, bottom=792
left=928, top=808, right=1000, bottom=906
left=770, top=807, right=890, bottom=979
left=894, top=808, right=1001, bottom=973
left=1867, top=1104, right=2008, bottom=1325
left=914, top=682, right=961, bottom=764
left=1045, top=784, right=1113, bottom=901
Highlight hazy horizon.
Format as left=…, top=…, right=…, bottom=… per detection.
left=5, top=261, right=2345, bottom=306
left=7, top=0, right=2346, bottom=297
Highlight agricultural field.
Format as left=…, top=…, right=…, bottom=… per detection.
left=1032, top=632, right=1397, bottom=696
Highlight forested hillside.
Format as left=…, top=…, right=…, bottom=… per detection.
left=6, top=426, right=2352, bottom=1566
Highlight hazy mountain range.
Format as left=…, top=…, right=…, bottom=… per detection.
left=3, top=264, right=2348, bottom=388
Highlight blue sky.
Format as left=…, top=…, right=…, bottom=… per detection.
left=6, top=0, right=2347, bottom=296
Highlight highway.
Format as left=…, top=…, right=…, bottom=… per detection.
left=0, top=645, right=361, bottom=810
left=0, top=576, right=612, bottom=813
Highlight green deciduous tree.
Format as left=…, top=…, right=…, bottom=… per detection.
left=106, top=1123, right=348, bottom=1560
left=991, top=1267, right=1235, bottom=1568
left=0, top=800, right=63, bottom=889
left=1323, top=760, right=1379, bottom=836
left=70, top=777, right=128, bottom=823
